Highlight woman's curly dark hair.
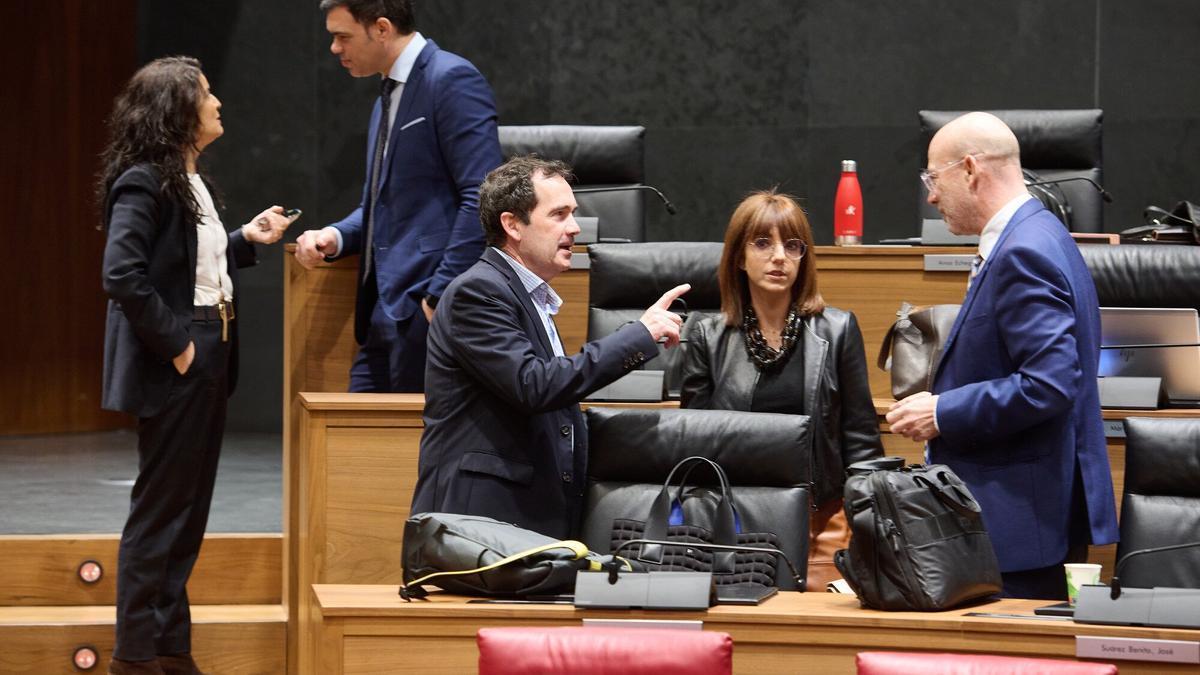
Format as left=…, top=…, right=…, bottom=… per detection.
left=96, top=56, right=211, bottom=229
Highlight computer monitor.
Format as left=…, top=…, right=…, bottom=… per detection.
left=1098, top=307, right=1200, bottom=405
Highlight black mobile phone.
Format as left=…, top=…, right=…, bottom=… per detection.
left=283, top=208, right=302, bottom=220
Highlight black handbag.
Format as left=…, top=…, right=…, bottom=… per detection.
left=834, top=458, right=1002, bottom=610
left=608, top=456, right=789, bottom=590
left=400, top=512, right=614, bottom=600
left=877, top=301, right=960, bottom=399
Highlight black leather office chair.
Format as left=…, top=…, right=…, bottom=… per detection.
left=918, top=109, right=1105, bottom=232
left=581, top=407, right=813, bottom=590
left=1079, top=244, right=1200, bottom=313
left=499, top=125, right=648, bottom=242
left=1116, top=417, right=1200, bottom=589
left=587, top=242, right=723, bottom=397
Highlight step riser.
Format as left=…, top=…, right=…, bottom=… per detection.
left=0, top=534, right=281, bottom=606
left=0, top=620, right=285, bottom=674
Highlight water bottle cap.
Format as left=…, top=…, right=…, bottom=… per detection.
left=841, top=160, right=857, bottom=172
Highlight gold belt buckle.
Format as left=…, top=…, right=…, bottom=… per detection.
left=217, top=300, right=234, bottom=342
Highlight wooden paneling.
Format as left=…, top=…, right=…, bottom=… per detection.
left=313, top=585, right=1200, bottom=674
left=0, top=604, right=285, bottom=674
left=2, top=0, right=137, bottom=433
left=0, top=533, right=281, bottom=606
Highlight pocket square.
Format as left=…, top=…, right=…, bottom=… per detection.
left=399, top=116, right=427, bottom=131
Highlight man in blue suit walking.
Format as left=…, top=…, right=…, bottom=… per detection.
left=887, top=112, right=1118, bottom=599
left=295, top=0, right=502, bottom=392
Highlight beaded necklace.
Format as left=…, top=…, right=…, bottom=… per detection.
left=742, top=305, right=801, bottom=369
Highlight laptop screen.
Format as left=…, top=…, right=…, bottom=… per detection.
left=1098, top=307, right=1200, bottom=403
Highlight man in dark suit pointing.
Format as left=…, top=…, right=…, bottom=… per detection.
left=412, top=156, right=689, bottom=538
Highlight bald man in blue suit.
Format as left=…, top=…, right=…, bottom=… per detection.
left=296, top=0, right=502, bottom=392
left=887, top=112, right=1118, bottom=599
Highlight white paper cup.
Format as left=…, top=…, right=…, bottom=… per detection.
left=1065, top=563, right=1102, bottom=606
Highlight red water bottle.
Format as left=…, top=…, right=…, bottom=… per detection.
left=834, top=160, right=863, bottom=245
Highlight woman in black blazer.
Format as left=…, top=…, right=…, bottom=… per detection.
left=97, top=56, right=292, bottom=675
left=680, top=190, right=882, bottom=589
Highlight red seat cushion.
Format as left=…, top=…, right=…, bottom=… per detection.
left=477, top=626, right=732, bottom=675
left=857, top=651, right=1118, bottom=675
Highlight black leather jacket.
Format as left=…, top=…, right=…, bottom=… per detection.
left=679, top=308, right=882, bottom=503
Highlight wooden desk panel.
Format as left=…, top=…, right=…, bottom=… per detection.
left=313, top=585, right=1200, bottom=674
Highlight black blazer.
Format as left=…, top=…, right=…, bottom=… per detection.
left=101, top=163, right=256, bottom=418
left=413, top=248, right=659, bottom=539
left=679, top=308, right=882, bottom=503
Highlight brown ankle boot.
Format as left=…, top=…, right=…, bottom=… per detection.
left=107, top=658, right=165, bottom=675
left=157, top=653, right=207, bottom=675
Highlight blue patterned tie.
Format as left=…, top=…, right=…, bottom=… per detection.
left=362, top=77, right=398, bottom=284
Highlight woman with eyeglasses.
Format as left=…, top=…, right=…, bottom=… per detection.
left=680, top=189, right=881, bottom=589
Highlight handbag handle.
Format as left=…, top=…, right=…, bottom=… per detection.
left=912, top=471, right=982, bottom=518
left=876, top=302, right=916, bottom=371
left=639, top=456, right=737, bottom=571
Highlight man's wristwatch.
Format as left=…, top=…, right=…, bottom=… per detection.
left=425, top=295, right=439, bottom=309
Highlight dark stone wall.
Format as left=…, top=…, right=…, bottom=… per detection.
left=136, top=0, right=1200, bottom=431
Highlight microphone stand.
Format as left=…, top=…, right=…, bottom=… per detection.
left=572, top=184, right=679, bottom=215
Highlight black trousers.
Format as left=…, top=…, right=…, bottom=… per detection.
left=114, top=319, right=229, bottom=660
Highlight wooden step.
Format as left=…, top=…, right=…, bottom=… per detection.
left=0, top=533, right=281, bottom=606
left=0, top=604, right=285, bottom=674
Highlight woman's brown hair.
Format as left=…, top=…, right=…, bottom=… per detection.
left=96, top=56, right=208, bottom=229
left=717, top=189, right=824, bottom=324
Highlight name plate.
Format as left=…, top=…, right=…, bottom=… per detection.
left=1076, top=636, right=1200, bottom=664
left=1103, top=420, right=1126, bottom=438
left=583, top=618, right=702, bottom=631
left=923, top=254, right=975, bottom=272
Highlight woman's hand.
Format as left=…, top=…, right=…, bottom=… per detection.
left=241, top=206, right=293, bottom=244
left=173, top=341, right=195, bottom=375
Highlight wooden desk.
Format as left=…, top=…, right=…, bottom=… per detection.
left=288, top=394, right=677, bottom=673
left=312, top=585, right=1200, bottom=674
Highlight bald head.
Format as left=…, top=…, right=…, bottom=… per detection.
left=932, top=112, right=1021, bottom=164
left=925, top=112, right=1029, bottom=235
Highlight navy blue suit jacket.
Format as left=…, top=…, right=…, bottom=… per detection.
left=329, top=40, right=502, bottom=341
left=101, top=164, right=256, bottom=418
left=412, top=248, right=660, bottom=539
left=930, top=199, right=1119, bottom=572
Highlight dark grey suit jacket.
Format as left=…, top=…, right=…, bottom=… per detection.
left=412, top=248, right=659, bottom=539
left=101, top=163, right=256, bottom=418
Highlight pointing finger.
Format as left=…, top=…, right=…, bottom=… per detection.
left=652, top=283, right=691, bottom=310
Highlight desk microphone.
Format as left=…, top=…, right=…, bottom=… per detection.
left=573, top=185, right=679, bottom=215
left=1025, top=176, right=1114, bottom=203
left=1109, top=540, right=1200, bottom=599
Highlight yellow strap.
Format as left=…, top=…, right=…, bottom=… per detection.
left=403, top=539, right=590, bottom=590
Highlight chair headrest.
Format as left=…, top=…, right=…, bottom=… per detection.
left=586, top=407, right=811, bottom=486
left=1123, top=417, right=1200, bottom=496
left=918, top=109, right=1102, bottom=168
left=588, top=242, right=722, bottom=309
left=1080, top=244, right=1200, bottom=311
left=498, top=125, right=645, bottom=184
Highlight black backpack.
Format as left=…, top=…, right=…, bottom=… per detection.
left=834, top=458, right=1002, bottom=610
